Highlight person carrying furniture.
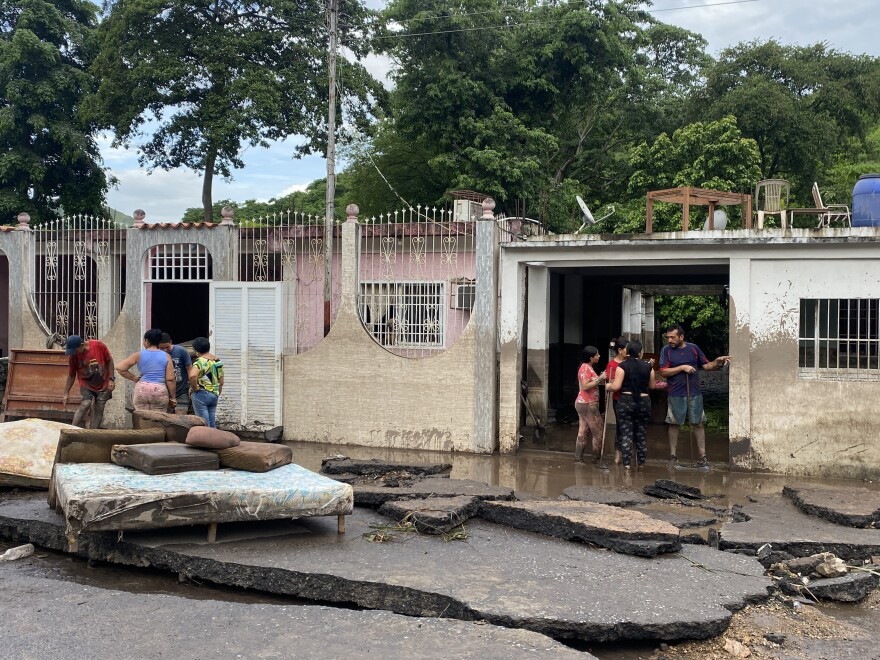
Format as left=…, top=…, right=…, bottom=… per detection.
left=61, top=335, right=116, bottom=429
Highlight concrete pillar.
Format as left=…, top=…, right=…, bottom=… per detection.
left=339, top=204, right=360, bottom=316
left=499, top=252, right=526, bottom=453
left=525, top=264, right=550, bottom=424
left=472, top=199, right=498, bottom=453
left=728, top=257, right=752, bottom=469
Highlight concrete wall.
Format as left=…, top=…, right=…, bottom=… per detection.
left=283, top=212, right=496, bottom=453
left=731, top=251, right=880, bottom=479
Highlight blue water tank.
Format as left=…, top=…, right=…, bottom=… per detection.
left=852, top=174, right=880, bottom=227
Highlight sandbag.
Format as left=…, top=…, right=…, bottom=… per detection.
left=111, top=443, right=219, bottom=475
left=215, top=441, right=292, bottom=473
left=186, top=426, right=241, bottom=449
left=131, top=410, right=206, bottom=443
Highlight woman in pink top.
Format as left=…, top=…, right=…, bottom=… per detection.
left=606, top=336, right=628, bottom=464
left=574, top=346, right=606, bottom=463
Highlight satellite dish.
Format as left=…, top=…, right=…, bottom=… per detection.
left=576, top=196, right=595, bottom=225
left=574, top=198, right=615, bottom=234
left=702, top=209, right=729, bottom=231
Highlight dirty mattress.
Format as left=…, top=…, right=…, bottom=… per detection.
left=54, top=462, right=353, bottom=536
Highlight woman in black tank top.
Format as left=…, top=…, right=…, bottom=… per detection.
left=605, top=341, right=655, bottom=468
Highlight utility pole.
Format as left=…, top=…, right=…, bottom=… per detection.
left=323, top=0, right=338, bottom=337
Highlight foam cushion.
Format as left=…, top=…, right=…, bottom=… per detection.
left=215, top=441, right=292, bottom=473
left=111, top=443, right=219, bottom=475
left=132, top=410, right=206, bottom=443
left=185, top=426, right=241, bottom=449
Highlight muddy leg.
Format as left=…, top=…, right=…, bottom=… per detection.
left=667, top=424, right=680, bottom=458
left=694, top=424, right=707, bottom=458
left=207, top=522, right=217, bottom=543
left=337, top=514, right=346, bottom=534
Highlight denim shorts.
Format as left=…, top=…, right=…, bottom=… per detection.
left=666, top=394, right=707, bottom=425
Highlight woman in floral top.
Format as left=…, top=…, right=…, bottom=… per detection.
left=188, top=336, right=224, bottom=428
left=574, top=346, right=606, bottom=463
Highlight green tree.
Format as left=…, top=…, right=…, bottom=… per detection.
left=379, top=0, right=706, bottom=232
left=620, top=116, right=761, bottom=232
left=0, top=0, right=107, bottom=222
left=699, top=40, right=880, bottom=202
left=88, top=0, right=382, bottom=222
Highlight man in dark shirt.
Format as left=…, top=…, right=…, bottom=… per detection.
left=159, top=333, right=193, bottom=414
left=658, top=324, right=729, bottom=468
left=61, top=335, right=115, bottom=428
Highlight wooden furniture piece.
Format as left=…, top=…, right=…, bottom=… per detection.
left=0, top=349, right=80, bottom=423
left=787, top=182, right=852, bottom=228
left=645, top=187, right=752, bottom=233
left=754, top=179, right=790, bottom=229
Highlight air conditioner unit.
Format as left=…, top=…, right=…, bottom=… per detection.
left=453, top=284, right=476, bottom=310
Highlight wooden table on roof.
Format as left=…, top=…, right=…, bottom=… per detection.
left=646, top=187, right=752, bottom=233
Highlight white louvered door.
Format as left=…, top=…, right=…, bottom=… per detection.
left=210, top=283, right=284, bottom=426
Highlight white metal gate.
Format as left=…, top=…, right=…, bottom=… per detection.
left=210, top=282, right=284, bottom=427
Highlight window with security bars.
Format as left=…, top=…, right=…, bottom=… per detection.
left=799, top=298, right=880, bottom=379
left=146, top=244, right=212, bottom=281
left=359, top=281, right=445, bottom=348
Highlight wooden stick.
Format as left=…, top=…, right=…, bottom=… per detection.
left=207, top=522, right=217, bottom=543
left=337, top=513, right=346, bottom=534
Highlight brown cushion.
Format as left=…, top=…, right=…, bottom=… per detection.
left=48, top=428, right=167, bottom=510
left=185, top=426, right=241, bottom=449
left=132, top=410, right=206, bottom=443
left=111, top=443, right=219, bottom=475
left=215, top=441, right=292, bottom=473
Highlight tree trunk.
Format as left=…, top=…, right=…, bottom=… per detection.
left=202, top=148, right=217, bottom=223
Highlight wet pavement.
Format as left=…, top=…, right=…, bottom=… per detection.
left=1, top=440, right=879, bottom=658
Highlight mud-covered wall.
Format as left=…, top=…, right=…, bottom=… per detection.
left=733, top=256, right=880, bottom=479
left=282, top=212, right=496, bottom=453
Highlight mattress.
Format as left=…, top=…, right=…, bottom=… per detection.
left=54, top=462, right=353, bottom=535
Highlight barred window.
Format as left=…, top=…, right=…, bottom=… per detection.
left=799, top=298, right=880, bottom=380
left=359, top=282, right=445, bottom=349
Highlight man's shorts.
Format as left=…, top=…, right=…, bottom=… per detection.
left=666, top=394, right=706, bottom=425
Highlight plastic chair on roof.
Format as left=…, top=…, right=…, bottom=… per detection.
left=754, top=179, right=790, bottom=229
left=811, top=182, right=851, bottom=228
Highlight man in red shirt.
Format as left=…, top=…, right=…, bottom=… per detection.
left=61, top=335, right=116, bottom=428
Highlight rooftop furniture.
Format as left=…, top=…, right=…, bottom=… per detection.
left=645, top=187, right=752, bottom=233
left=787, top=182, right=852, bottom=228
left=754, top=179, right=790, bottom=229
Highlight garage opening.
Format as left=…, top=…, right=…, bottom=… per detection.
left=522, top=264, right=730, bottom=465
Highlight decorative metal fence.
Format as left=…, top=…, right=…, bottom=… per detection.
left=236, top=211, right=339, bottom=353
left=30, top=215, right=127, bottom=341
left=358, top=203, right=478, bottom=358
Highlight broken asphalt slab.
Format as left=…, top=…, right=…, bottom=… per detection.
left=353, top=478, right=514, bottom=508
left=377, top=496, right=479, bottom=534
left=320, top=458, right=452, bottom=477
left=560, top=485, right=657, bottom=507
left=806, top=571, right=879, bottom=602
left=0, top=565, right=585, bottom=660
left=783, top=485, right=880, bottom=528
left=720, top=495, right=880, bottom=561
left=478, top=499, right=682, bottom=557
left=631, top=503, right=719, bottom=530
left=0, top=495, right=771, bottom=643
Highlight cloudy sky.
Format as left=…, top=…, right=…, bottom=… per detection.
left=103, top=0, right=880, bottom=221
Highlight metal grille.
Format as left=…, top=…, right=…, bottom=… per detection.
left=799, top=298, right=880, bottom=380
left=360, top=281, right=445, bottom=348
left=358, top=204, right=477, bottom=358
left=236, top=211, right=338, bottom=354
left=30, top=215, right=127, bottom=340
left=146, top=244, right=211, bottom=282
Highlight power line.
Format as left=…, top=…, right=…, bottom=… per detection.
left=367, top=0, right=761, bottom=40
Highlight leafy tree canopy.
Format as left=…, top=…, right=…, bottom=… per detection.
left=609, top=115, right=761, bottom=233
left=0, top=0, right=107, bottom=223
left=88, top=0, right=383, bottom=221
left=365, top=0, right=706, bottom=232
left=699, top=40, right=880, bottom=203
